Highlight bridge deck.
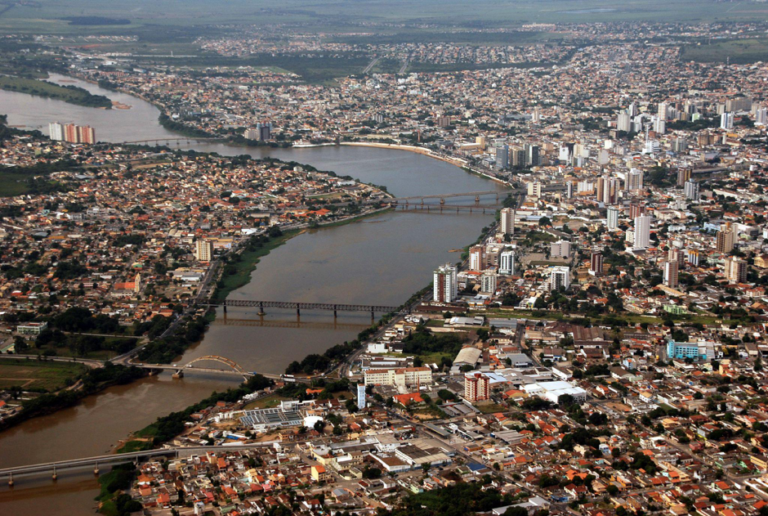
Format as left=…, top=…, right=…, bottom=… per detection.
left=212, top=300, right=400, bottom=312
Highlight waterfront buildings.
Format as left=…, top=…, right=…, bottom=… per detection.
left=363, top=367, right=433, bottom=388
left=433, top=264, right=458, bottom=302
left=500, top=207, right=515, bottom=236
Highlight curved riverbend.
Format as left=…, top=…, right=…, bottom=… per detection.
left=0, top=75, right=507, bottom=513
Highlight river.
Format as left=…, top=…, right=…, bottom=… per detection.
left=0, top=74, right=507, bottom=513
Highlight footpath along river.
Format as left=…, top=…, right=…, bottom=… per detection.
left=0, top=74, right=508, bottom=513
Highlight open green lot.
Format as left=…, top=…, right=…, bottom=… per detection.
left=0, top=359, right=88, bottom=392
left=1, top=0, right=766, bottom=35
left=682, top=38, right=768, bottom=64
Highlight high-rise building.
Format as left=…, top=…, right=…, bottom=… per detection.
left=672, top=137, right=688, bottom=153
left=617, top=111, right=631, bottom=132
left=658, top=102, right=669, bottom=121
left=464, top=373, right=490, bottom=402
left=720, top=112, right=734, bottom=130
left=469, top=246, right=486, bottom=272
left=500, top=208, right=515, bottom=236
left=550, top=266, right=571, bottom=291
left=496, top=145, right=509, bottom=169
left=64, top=124, right=78, bottom=143
left=566, top=181, right=574, bottom=199
left=77, top=125, right=96, bottom=144
left=195, top=239, right=214, bottom=262
left=676, top=167, right=692, bottom=187
left=716, top=223, right=734, bottom=254
left=687, top=249, right=700, bottom=267
left=724, top=256, right=747, bottom=283
left=433, top=264, right=458, bottom=302
left=590, top=252, right=603, bottom=277
left=357, top=383, right=366, bottom=410
left=596, top=176, right=606, bottom=202
left=684, top=180, right=700, bottom=201
left=499, top=250, right=515, bottom=276
left=48, top=122, right=64, bottom=141
left=607, top=206, right=619, bottom=231
left=511, top=147, right=526, bottom=168
left=59, top=123, right=96, bottom=144
left=525, top=144, right=540, bottom=167
left=664, top=260, right=679, bottom=288
left=257, top=122, right=272, bottom=141
left=669, top=248, right=685, bottom=268
left=480, top=271, right=497, bottom=294
left=756, top=108, right=768, bottom=126
left=627, top=169, right=644, bottom=191
left=550, top=240, right=571, bottom=258
left=629, top=203, right=644, bottom=219
left=527, top=181, right=542, bottom=198
left=633, top=214, right=651, bottom=250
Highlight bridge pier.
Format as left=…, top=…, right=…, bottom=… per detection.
left=296, top=306, right=300, bottom=317
left=172, top=370, right=184, bottom=379
left=8, top=474, right=12, bottom=487
left=52, top=466, right=57, bottom=481
left=333, top=305, right=337, bottom=318
left=258, top=302, right=265, bottom=316
left=94, top=463, right=99, bottom=476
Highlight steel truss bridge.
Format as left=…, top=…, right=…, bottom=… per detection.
left=208, top=299, right=401, bottom=317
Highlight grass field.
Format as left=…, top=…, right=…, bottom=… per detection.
left=244, top=393, right=291, bottom=410
left=682, top=38, right=768, bottom=64
left=0, top=359, right=87, bottom=391
left=1, top=0, right=766, bottom=35
left=0, top=170, right=35, bottom=197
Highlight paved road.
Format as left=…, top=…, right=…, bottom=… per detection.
left=363, top=57, right=380, bottom=74
left=0, top=354, right=104, bottom=369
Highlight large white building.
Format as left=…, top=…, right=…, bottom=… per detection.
left=550, top=240, right=571, bottom=259
left=469, top=246, right=485, bottom=272
left=633, top=214, right=651, bottom=250
left=607, top=206, right=619, bottom=230
left=433, top=264, right=458, bottom=302
left=48, top=122, right=64, bottom=141
left=627, top=169, right=644, bottom=191
left=500, top=208, right=515, bottom=235
left=363, top=367, right=433, bottom=388
left=499, top=250, right=515, bottom=276
left=523, top=381, right=587, bottom=404
left=549, top=266, right=570, bottom=291
left=480, top=270, right=497, bottom=294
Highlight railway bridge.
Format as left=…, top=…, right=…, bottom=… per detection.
left=206, top=299, right=401, bottom=318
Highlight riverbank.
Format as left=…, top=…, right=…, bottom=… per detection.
left=0, top=363, right=147, bottom=433
left=339, top=141, right=512, bottom=187
left=0, top=76, right=112, bottom=109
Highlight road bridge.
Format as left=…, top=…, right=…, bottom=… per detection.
left=207, top=299, right=401, bottom=317
left=0, top=442, right=280, bottom=484
left=393, top=203, right=502, bottom=214
left=388, top=190, right=508, bottom=202
left=132, top=355, right=311, bottom=383
left=97, top=137, right=221, bottom=146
